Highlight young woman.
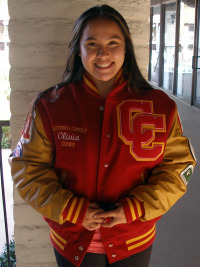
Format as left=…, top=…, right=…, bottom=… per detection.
left=9, top=5, right=196, bottom=267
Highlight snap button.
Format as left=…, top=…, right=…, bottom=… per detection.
left=99, top=106, right=104, bottom=111
left=108, top=243, right=113, bottom=248
left=104, top=163, right=109, bottom=168
left=75, top=256, right=79, bottom=261
left=79, top=246, right=83, bottom=251
left=112, top=253, right=117, bottom=258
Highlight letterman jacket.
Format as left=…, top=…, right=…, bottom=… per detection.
left=9, top=72, right=196, bottom=266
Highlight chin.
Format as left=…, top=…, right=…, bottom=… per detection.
left=95, top=75, right=116, bottom=82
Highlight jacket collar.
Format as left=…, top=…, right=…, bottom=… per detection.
left=82, top=70, right=128, bottom=98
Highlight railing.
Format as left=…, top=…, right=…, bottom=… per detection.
left=0, top=120, right=11, bottom=267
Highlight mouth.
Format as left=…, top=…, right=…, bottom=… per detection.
left=95, top=62, right=113, bottom=69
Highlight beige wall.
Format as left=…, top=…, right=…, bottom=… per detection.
left=8, top=0, right=150, bottom=266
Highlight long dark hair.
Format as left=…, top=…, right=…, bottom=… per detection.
left=62, top=4, right=152, bottom=91
left=29, top=5, right=152, bottom=115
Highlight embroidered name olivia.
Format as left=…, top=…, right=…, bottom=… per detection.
left=58, top=132, right=80, bottom=141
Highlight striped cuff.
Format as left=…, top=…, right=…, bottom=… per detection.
left=62, top=197, right=89, bottom=225
left=120, top=197, right=144, bottom=224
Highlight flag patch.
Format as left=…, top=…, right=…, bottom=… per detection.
left=13, top=140, right=23, bottom=157
left=21, top=111, right=36, bottom=144
left=180, top=164, right=194, bottom=185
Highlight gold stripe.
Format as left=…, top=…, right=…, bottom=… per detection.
left=141, top=173, right=145, bottom=184
left=127, top=230, right=155, bottom=251
left=66, top=197, right=77, bottom=221
left=50, top=232, right=64, bottom=250
left=83, top=75, right=99, bottom=94
left=114, top=70, right=121, bottom=83
left=72, top=198, right=85, bottom=224
left=126, top=198, right=136, bottom=221
left=126, top=225, right=155, bottom=244
left=134, top=198, right=142, bottom=217
left=50, top=228, right=67, bottom=245
left=113, top=70, right=124, bottom=86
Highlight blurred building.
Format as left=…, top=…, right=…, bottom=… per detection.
left=0, top=0, right=9, bottom=53
left=0, top=0, right=10, bottom=120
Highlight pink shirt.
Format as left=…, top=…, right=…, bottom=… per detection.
left=87, top=229, right=106, bottom=254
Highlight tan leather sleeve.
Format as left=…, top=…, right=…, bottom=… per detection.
left=128, top=105, right=196, bottom=221
left=9, top=107, right=89, bottom=225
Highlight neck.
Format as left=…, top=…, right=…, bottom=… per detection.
left=94, top=78, right=115, bottom=98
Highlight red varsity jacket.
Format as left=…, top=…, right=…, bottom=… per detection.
left=9, top=73, right=196, bottom=266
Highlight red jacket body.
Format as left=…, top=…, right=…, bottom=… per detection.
left=9, top=74, right=196, bottom=266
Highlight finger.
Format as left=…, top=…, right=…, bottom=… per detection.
left=101, top=220, right=116, bottom=228
left=91, top=217, right=105, bottom=224
left=94, top=210, right=116, bottom=218
left=101, top=217, right=126, bottom=228
left=89, top=202, right=100, bottom=208
left=87, top=223, right=101, bottom=231
left=83, top=214, right=104, bottom=224
left=90, top=208, right=105, bottom=219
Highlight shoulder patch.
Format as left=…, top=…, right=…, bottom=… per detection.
left=21, top=111, right=36, bottom=144
left=13, top=140, right=23, bottom=157
left=180, top=164, right=194, bottom=185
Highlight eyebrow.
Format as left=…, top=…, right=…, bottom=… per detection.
left=84, top=35, right=123, bottom=41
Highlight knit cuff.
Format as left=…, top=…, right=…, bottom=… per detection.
left=120, top=197, right=144, bottom=224
left=62, top=197, right=89, bottom=226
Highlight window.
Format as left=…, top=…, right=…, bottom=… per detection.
left=150, top=6, right=161, bottom=85
left=195, top=8, right=200, bottom=104
left=163, top=3, right=176, bottom=92
left=177, top=1, right=195, bottom=103
left=149, top=0, right=199, bottom=108
left=0, top=20, right=4, bottom=34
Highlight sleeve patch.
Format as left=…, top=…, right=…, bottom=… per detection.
left=180, top=164, right=194, bottom=185
left=13, top=140, right=23, bottom=157
left=21, top=111, right=36, bottom=144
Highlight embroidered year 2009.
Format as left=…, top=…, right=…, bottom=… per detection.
left=117, top=100, right=166, bottom=161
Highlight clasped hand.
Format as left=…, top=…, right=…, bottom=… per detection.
left=82, top=202, right=127, bottom=231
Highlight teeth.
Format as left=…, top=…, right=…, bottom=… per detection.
left=96, top=63, right=112, bottom=68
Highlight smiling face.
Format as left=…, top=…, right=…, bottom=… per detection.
left=79, top=18, right=126, bottom=90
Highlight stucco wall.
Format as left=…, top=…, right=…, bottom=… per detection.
left=8, top=0, right=150, bottom=266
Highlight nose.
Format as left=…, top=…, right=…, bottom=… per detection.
left=97, top=46, right=109, bottom=57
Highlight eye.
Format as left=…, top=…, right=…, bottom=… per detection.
left=109, top=41, right=117, bottom=45
left=87, top=42, right=98, bottom=47
left=108, top=40, right=119, bottom=46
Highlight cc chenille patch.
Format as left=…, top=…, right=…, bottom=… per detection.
left=180, top=164, right=194, bottom=185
